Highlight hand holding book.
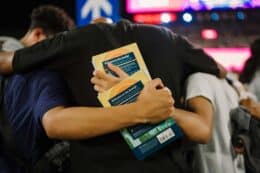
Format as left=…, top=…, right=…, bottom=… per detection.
left=91, top=63, right=128, bottom=92
left=92, top=68, right=175, bottom=124
left=136, top=79, right=175, bottom=124
left=91, top=43, right=183, bottom=160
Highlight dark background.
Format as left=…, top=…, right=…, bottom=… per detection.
left=0, top=0, right=259, bottom=48
left=0, top=0, right=75, bottom=37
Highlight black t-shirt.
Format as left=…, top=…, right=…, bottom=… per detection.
left=13, top=20, right=219, bottom=173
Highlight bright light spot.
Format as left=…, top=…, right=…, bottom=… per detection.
left=201, top=29, right=218, bottom=40
left=133, top=13, right=177, bottom=24
left=182, top=12, right=193, bottom=23
left=161, top=13, right=171, bottom=23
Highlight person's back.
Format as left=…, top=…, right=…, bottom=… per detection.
left=3, top=70, right=70, bottom=172
left=185, top=72, right=245, bottom=173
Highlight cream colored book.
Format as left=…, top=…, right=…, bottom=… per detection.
left=92, top=42, right=151, bottom=79
left=98, top=70, right=149, bottom=107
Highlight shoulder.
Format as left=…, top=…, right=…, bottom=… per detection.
left=8, top=70, right=65, bottom=88
left=0, top=36, right=23, bottom=51
left=128, top=20, right=178, bottom=38
left=186, top=72, right=236, bottom=98
left=186, top=73, right=218, bottom=94
left=187, top=72, right=219, bottom=84
left=185, top=73, right=223, bottom=102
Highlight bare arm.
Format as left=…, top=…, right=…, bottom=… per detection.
left=171, top=96, right=213, bottom=144
left=240, top=98, right=260, bottom=119
left=0, top=51, right=14, bottom=74
left=42, top=79, right=174, bottom=139
left=91, top=65, right=214, bottom=143
left=43, top=104, right=144, bottom=139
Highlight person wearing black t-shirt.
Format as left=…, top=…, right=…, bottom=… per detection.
left=0, top=20, right=226, bottom=173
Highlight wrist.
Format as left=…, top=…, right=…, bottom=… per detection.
left=132, top=102, right=149, bottom=124
left=170, top=108, right=180, bottom=122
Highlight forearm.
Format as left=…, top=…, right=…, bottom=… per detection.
left=42, top=79, right=174, bottom=140
left=240, top=98, right=260, bottom=119
left=171, top=108, right=212, bottom=144
left=13, top=34, right=67, bottom=72
left=42, top=104, right=143, bottom=139
left=0, top=51, right=14, bottom=74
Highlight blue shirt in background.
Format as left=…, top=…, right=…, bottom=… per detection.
left=1, top=70, right=70, bottom=173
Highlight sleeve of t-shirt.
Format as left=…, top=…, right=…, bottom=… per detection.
left=13, top=31, right=68, bottom=73
left=33, top=71, right=71, bottom=134
left=12, top=25, right=96, bottom=73
left=185, top=73, right=215, bottom=104
left=176, top=35, right=220, bottom=77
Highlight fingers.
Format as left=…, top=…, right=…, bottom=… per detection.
left=91, top=69, right=122, bottom=92
left=91, top=77, right=106, bottom=92
left=163, top=87, right=172, bottom=97
left=156, top=86, right=174, bottom=109
left=93, top=70, right=109, bottom=80
left=144, top=78, right=172, bottom=100
left=91, top=76, right=105, bottom=86
left=107, top=63, right=128, bottom=78
left=164, top=87, right=174, bottom=106
left=144, top=79, right=174, bottom=106
left=148, top=78, right=164, bottom=89
left=93, top=85, right=105, bottom=92
left=91, top=71, right=108, bottom=92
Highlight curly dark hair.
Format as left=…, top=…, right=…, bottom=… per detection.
left=29, top=5, right=75, bottom=37
left=239, top=38, right=260, bottom=83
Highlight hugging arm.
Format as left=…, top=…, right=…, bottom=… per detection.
left=171, top=97, right=213, bottom=143
left=91, top=65, right=214, bottom=143
left=0, top=25, right=99, bottom=74
left=176, top=35, right=227, bottom=78
left=42, top=78, right=174, bottom=139
left=240, top=98, right=260, bottom=119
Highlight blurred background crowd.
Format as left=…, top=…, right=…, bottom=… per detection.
left=1, top=0, right=260, bottom=76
